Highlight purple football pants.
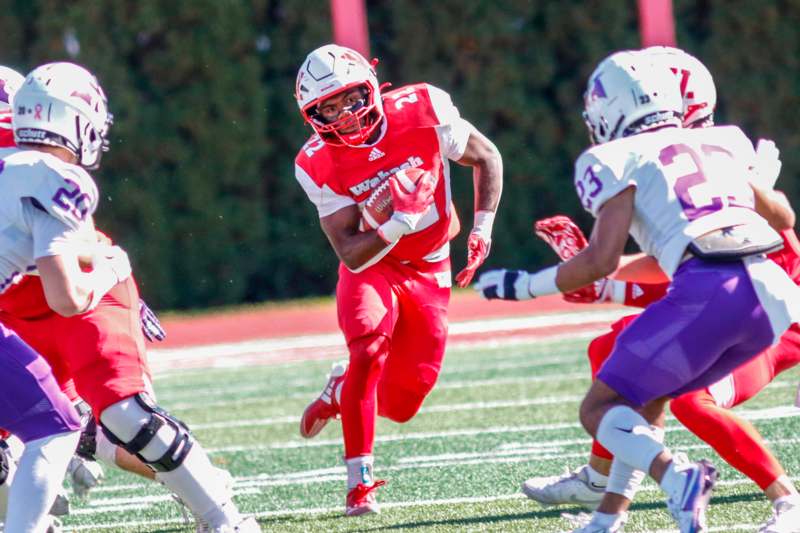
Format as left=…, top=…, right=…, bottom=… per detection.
left=0, top=323, right=80, bottom=442
left=597, top=258, right=775, bottom=407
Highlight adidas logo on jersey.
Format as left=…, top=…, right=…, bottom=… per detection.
left=368, top=147, right=385, bottom=161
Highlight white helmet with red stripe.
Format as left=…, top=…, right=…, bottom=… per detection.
left=295, top=44, right=383, bottom=146
left=643, top=46, right=717, bottom=128
left=0, top=66, right=24, bottom=113
left=13, top=62, right=112, bottom=169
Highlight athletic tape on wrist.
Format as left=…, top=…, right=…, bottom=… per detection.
left=472, top=210, right=495, bottom=242
left=529, top=265, right=559, bottom=297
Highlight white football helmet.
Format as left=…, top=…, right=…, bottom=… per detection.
left=583, top=50, right=683, bottom=145
left=0, top=66, right=24, bottom=113
left=13, top=62, right=112, bottom=169
left=295, top=44, right=383, bottom=146
left=643, top=46, right=716, bottom=127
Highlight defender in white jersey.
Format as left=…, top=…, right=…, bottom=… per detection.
left=5, top=62, right=259, bottom=533
left=476, top=51, right=800, bottom=532
left=0, top=65, right=120, bottom=532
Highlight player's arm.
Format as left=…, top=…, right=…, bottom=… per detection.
left=475, top=187, right=634, bottom=300
left=319, top=205, right=395, bottom=271
left=456, top=128, right=503, bottom=214
left=752, top=186, right=795, bottom=231
left=321, top=170, right=438, bottom=272
left=28, top=203, right=130, bottom=316
left=612, top=253, right=670, bottom=284
left=555, top=187, right=635, bottom=291
left=453, top=126, right=503, bottom=286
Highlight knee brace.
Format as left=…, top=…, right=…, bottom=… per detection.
left=100, top=393, right=193, bottom=472
left=76, top=418, right=98, bottom=461
left=73, top=400, right=98, bottom=461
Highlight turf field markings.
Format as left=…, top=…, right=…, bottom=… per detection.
left=188, top=396, right=586, bottom=430
left=149, top=309, right=630, bottom=373
left=64, top=475, right=777, bottom=529
left=204, top=404, right=800, bottom=452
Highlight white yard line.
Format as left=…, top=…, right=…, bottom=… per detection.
left=84, top=419, right=800, bottom=499
left=205, top=404, right=800, bottom=452
left=149, top=309, right=630, bottom=373
left=190, top=396, right=586, bottom=430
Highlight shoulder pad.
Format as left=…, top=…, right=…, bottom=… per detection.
left=382, top=83, right=442, bottom=128
left=1, top=151, right=98, bottom=230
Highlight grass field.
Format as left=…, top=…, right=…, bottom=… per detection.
left=60, top=332, right=800, bottom=532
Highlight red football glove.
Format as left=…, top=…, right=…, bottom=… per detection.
left=389, top=170, right=437, bottom=215
left=533, top=215, right=589, bottom=261
left=455, top=233, right=490, bottom=288
left=534, top=215, right=606, bottom=303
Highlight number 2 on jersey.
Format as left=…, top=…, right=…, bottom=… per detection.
left=659, top=143, right=753, bottom=221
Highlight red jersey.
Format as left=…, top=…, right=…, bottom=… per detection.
left=295, top=83, right=471, bottom=265
left=768, top=228, right=800, bottom=284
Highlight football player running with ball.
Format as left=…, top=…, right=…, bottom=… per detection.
left=475, top=50, right=800, bottom=532
left=294, top=44, right=503, bottom=515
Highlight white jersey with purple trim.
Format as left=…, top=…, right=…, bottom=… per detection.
left=574, top=125, right=773, bottom=277
left=0, top=148, right=98, bottom=293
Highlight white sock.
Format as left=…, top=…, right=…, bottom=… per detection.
left=596, top=406, right=665, bottom=473
left=607, top=458, right=645, bottom=500
left=346, top=455, right=374, bottom=490
left=606, top=424, right=663, bottom=499
left=5, top=430, right=79, bottom=533
left=586, top=465, right=608, bottom=487
left=155, top=444, right=242, bottom=528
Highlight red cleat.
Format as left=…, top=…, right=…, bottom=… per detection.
left=346, top=480, right=387, bottom=516
left=299, top=360, right=347, bottom=438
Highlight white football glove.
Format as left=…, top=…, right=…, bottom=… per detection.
left=751, top=138, right=782, bottom=190
left=84, top=245, right=131, bottom=312
left=474, top=269, right=534, bottom=300
left=92, top=245, right=132, bottom=284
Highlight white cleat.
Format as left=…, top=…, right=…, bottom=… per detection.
left=758, top=499, right=800, bottom=533
left=67, top=455, right=105, bottom=498
left=522, top=465, right=606, bottom=509
left=665, top=459, right=717, bottom=533
left=564, top=511, right=627, bottom=532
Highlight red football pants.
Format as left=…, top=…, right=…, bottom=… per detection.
left=0, top=276, right=152, bottom=419
left=588, top=314, right=800, bottom=489
left=336, top=257, right=450, bottom=459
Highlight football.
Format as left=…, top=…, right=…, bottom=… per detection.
left=359, top=167, right=428, bottom=231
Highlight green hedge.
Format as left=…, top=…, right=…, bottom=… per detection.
left=2, top=1, right=797, bottom=308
